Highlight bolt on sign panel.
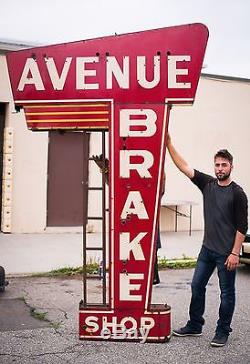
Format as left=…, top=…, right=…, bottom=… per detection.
left=6, top=24, right=208, bottom=342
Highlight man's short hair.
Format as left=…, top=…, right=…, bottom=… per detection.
left=214, top=149, right=233, bottom=164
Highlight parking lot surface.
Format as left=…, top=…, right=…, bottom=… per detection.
left=0, top=265, right=250, bottom=364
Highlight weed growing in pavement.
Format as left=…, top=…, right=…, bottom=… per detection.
left=30, top=307, right=48, bottom=321
left=17, top=296, right=61, bottom=329
left=50, top=321, right=62, bottom=330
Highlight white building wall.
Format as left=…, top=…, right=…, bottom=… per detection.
left=0, top=55, right=12, bottom=102
left=10, top=108, right=48, bottom=233
left=0, top=55, right=48, bottom=233
left=161, top=76, right=250, bottom=231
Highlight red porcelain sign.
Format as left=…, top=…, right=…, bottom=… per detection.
left=6, top=24, right=208, bottom=342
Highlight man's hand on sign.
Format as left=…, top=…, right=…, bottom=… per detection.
left=92, top=154, right=109, bottom=184
left=92, top=154, right=109, bottom=173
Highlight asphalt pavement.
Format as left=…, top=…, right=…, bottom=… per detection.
left=0, top=266, right=250, bottom=364
left=0, top=231, right=250, bottom=363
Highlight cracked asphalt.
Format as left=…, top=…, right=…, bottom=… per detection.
left=0, top=266, right=250, bottom=364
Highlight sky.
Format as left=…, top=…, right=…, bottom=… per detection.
left=1, top=0, right=250, bottom=78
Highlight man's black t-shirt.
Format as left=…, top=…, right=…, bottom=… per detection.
left=191, top=170, right=248, bottom=255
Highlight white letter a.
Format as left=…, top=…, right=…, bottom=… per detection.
left=18, top=58, right=45, bottom=91
left=121, top=191, right=149, bottom=219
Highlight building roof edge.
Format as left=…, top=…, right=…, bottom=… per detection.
left=201, top=72, right=250, bottom=83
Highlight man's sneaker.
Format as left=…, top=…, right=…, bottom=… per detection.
left=172, top=326, right=202, bottom=337
left=210, top=333, right=228, bottom=347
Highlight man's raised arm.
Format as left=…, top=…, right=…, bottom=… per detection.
left=166, top=134, right=195, bottom=179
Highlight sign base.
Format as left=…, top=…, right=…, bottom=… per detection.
left=79, top=303, right=171, bottom=343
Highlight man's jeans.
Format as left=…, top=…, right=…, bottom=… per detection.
left=187, top=245, right=236, bottom=336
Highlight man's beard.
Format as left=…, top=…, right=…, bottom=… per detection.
left=216, top=171, right=231, bottom=181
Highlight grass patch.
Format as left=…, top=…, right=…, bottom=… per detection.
left=33, top=263, right=99, bottom=277
left=48, top=263, right=99, bottom=276
left=32, top=255, right=197, bottom=278
left=158, top=255, right=197, bottom=269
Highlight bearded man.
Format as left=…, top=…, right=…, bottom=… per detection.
left=166, top=134, right=248, bottom=347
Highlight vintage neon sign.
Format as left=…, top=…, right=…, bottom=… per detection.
left=6, top=23, right=208, bottom=342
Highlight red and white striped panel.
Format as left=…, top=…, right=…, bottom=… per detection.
left=23, top=101, right=111, bottom=130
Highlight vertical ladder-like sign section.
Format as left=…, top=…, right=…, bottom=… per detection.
left=82, top=131, right=109, bottom=308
